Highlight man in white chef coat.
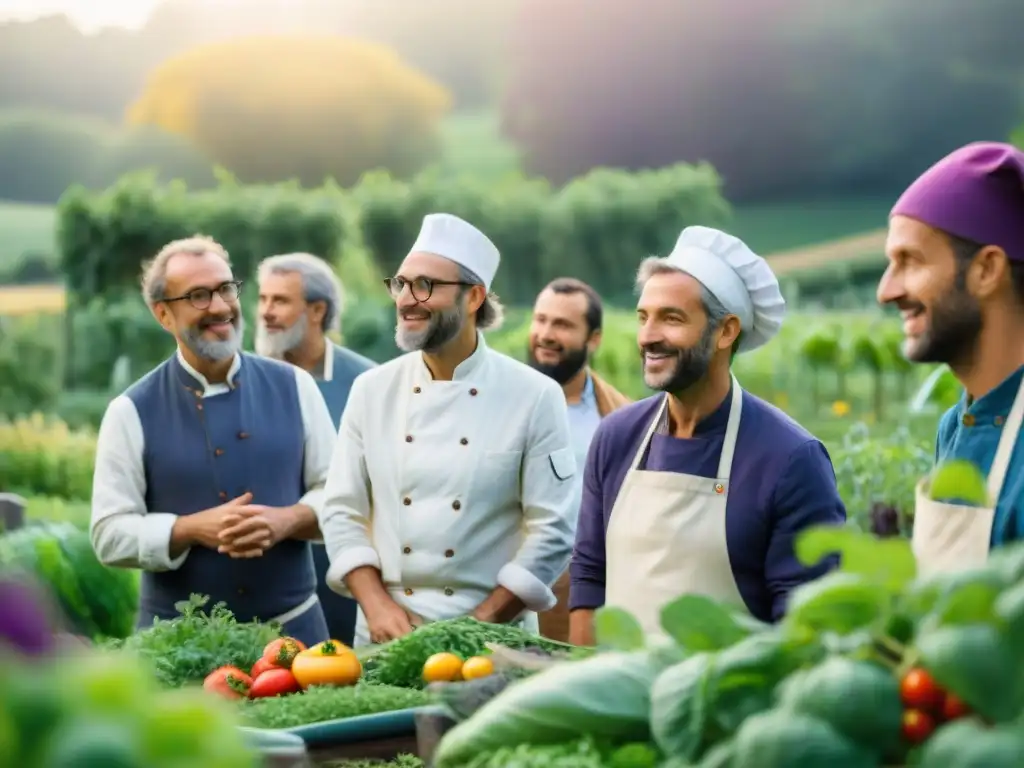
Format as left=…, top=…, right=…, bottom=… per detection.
left=319, top=213, right=579, bottom=645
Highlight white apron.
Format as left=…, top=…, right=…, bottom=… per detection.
left=605, top=378, right=747, bottom=640
left=912, top=374, right=1024, bottom=579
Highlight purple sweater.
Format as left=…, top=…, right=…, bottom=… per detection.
left=569, top=386, right=846, bottom=623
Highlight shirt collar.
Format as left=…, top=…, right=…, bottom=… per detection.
left=176, top=347, right=242, bottom=391
left=657, top=380, right=734, bottom=435
left=415, top=331, right=489, bottom=381
left=322, top=341, right=335, bottom=382
left=573, top=370, right=597, bottom=407
left=962, top=364, right=1024, bottom=423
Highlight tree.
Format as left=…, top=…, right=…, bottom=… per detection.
left=127, top=35, right=452, bottom=187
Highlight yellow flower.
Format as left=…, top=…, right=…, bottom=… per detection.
left=831, top=400, right=852, bottom=417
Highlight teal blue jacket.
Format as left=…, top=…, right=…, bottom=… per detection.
left=935, top=365, right=1024, bottom=547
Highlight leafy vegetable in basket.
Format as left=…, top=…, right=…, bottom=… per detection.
left=0, top=522, right=138, bottom=640
left=362, top=616, right=573, bottom=688
left=240, top=682, right=429, bottom=729
left=432, top=648, right=682, bottom=767
left=448, top=737, right=659, bottom=768
left=107, top=594, right=281, bottom=688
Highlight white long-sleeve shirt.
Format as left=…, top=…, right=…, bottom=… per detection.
left=90, top=349, right=336, bottom=572
left=319, top=334, right=579, bottom=635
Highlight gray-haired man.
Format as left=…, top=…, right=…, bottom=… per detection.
left=256, top=252, right=376, bottom=645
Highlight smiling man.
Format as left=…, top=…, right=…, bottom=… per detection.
left=878, top=142, right=1024, bottom=576
left=89, top=235, right=337, bottom=645
left=319, top=213, right=578, bottom=646
left=527, top=278, right=630, bottom=641
left=256, top=252, right=376, bottom=646
left=568, top=226, right=846, bottom=645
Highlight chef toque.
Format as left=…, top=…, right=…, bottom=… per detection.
left=664, top=225, right=786, bottom=353
left=408, top=213, right=501, bottom=290
left=891, top=141, right=1024, bottom=262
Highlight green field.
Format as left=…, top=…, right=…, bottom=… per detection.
left=0, top=200, right=57, bottom=277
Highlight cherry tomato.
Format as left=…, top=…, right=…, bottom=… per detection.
left=249, top=668, right=301, bottom=699
left=900, top=668, right=944, bottom=711
left=902, top=709, right=936, bottom=744
left=250, top=657, right=275, bottom=679
left=942, top=692, right=971, bottom=720
left=202, top=666, right=252, bottom=700
left=262, top=637, right=306, bottom=669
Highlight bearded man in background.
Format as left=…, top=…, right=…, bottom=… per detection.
left=90, top=235, right=336, bottom=645
left=255, top=251, right=375, bottom=646
left=527, top=277, right=630, bottom=640
left=319, top=213, right=579, bottom=645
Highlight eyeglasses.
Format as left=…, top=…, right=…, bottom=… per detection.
left=162, top=281, right=243, bottom=310
left=383, top=276, right=475, bottom=302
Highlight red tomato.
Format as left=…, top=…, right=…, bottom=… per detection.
left=250, top=657, right=275, bottom=679
left=262, top=637, right=307, bottom=669
left=900, top=668, right=944, bottom=711
left=942, top=692, right=971, bottom=720
left=203, top=666, right=252, bottom=700
left=249, top=668, right=301, bottom=699
left=902, top=709, right=936, bottom=744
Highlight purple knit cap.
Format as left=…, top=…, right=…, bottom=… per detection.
left=891, top=141, right=1024, bottom=261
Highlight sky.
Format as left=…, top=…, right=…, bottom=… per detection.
left=0, top=0, right=174, bottom=32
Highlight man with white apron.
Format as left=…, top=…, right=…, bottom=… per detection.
left=90, top=236, right=337, bottom=646
left=569, top=227, right=847, bottom=644
left=319, top=214, right=578, bottom=646
left=878, top=142, right=1024, bottom=576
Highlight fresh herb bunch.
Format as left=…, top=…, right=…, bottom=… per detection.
left=239, top=683, right=429, bottom=729
left=450, top=737, right=659, bottom=768
left=363, top=617, right=573, bottom=689
left=106, top=594, right=281, bottom=688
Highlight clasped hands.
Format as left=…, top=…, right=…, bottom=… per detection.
left=193, top=492, right=292, bottom=559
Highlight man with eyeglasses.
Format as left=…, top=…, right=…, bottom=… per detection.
left=319, top=213, right=578, bottom=645
left=89, top=235, right=337, bottom=645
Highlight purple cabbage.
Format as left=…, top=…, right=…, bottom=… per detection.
left=0, top=572, right=57, bottom=656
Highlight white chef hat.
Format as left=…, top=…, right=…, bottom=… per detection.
left=664, top=225, right=786, bottom=352
left=408, top=213, right=501, bottom=290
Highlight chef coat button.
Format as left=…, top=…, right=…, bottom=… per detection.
left=460, top=437, right=468, bottom=445
left=214, top=448, right=225, bottom=457
left=403, top=546, right=412, bottom=554
left=445, top=549, right=455, bottom=558
left=219, top=491, right=228, bottom=500
left=405, top=435, right=414, bottom=443
left=403, top=497, right=412, bottom=506
left=469, top=388, right=478, bottom=396
left=963, top=413, right=976, bottom=427
left=444, top=587, right=454, bottom=596
left=413, top=386, right=421, bottom=394
left=995, top=415, right=1005, bottom=426
left=237, top=431, right=250, bottom=439
left=404, top=588, right=414, bottom=596
left=452, top=500, right=461, bottom=510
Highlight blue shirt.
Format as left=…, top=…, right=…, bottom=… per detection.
left=569, top=385, right=846, bottom=623
left=935, top=365, right=1024, bottom=547
left=567, top=373, right=603, bottom=505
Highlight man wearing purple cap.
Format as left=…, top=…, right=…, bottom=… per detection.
left=878, top=141, right=1024, bottom=577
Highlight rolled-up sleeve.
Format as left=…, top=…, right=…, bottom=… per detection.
left=319, top=378, right=381, bottom=597
left=766, top=439, right=847, bottom=620
left=293, top=367, right=336, bottom=523
left=496, top=381, right=577, bottom=613
left=569, top=425, right=607, bottom=610
left=90, top=395, right=189, bottom=572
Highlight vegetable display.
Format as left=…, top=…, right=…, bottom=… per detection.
left=431, top=522, right=1024, bottom=767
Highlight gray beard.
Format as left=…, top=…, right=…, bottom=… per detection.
left=182, top=315, right=245, bottom=362
left=395, top=304, right=465, bottom=353
left=256, top=314, right=308, bottom=359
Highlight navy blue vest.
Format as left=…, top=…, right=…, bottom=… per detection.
left=316, top=344, right=376, bottom=427
left=126, top=353, right=316, bottom=624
